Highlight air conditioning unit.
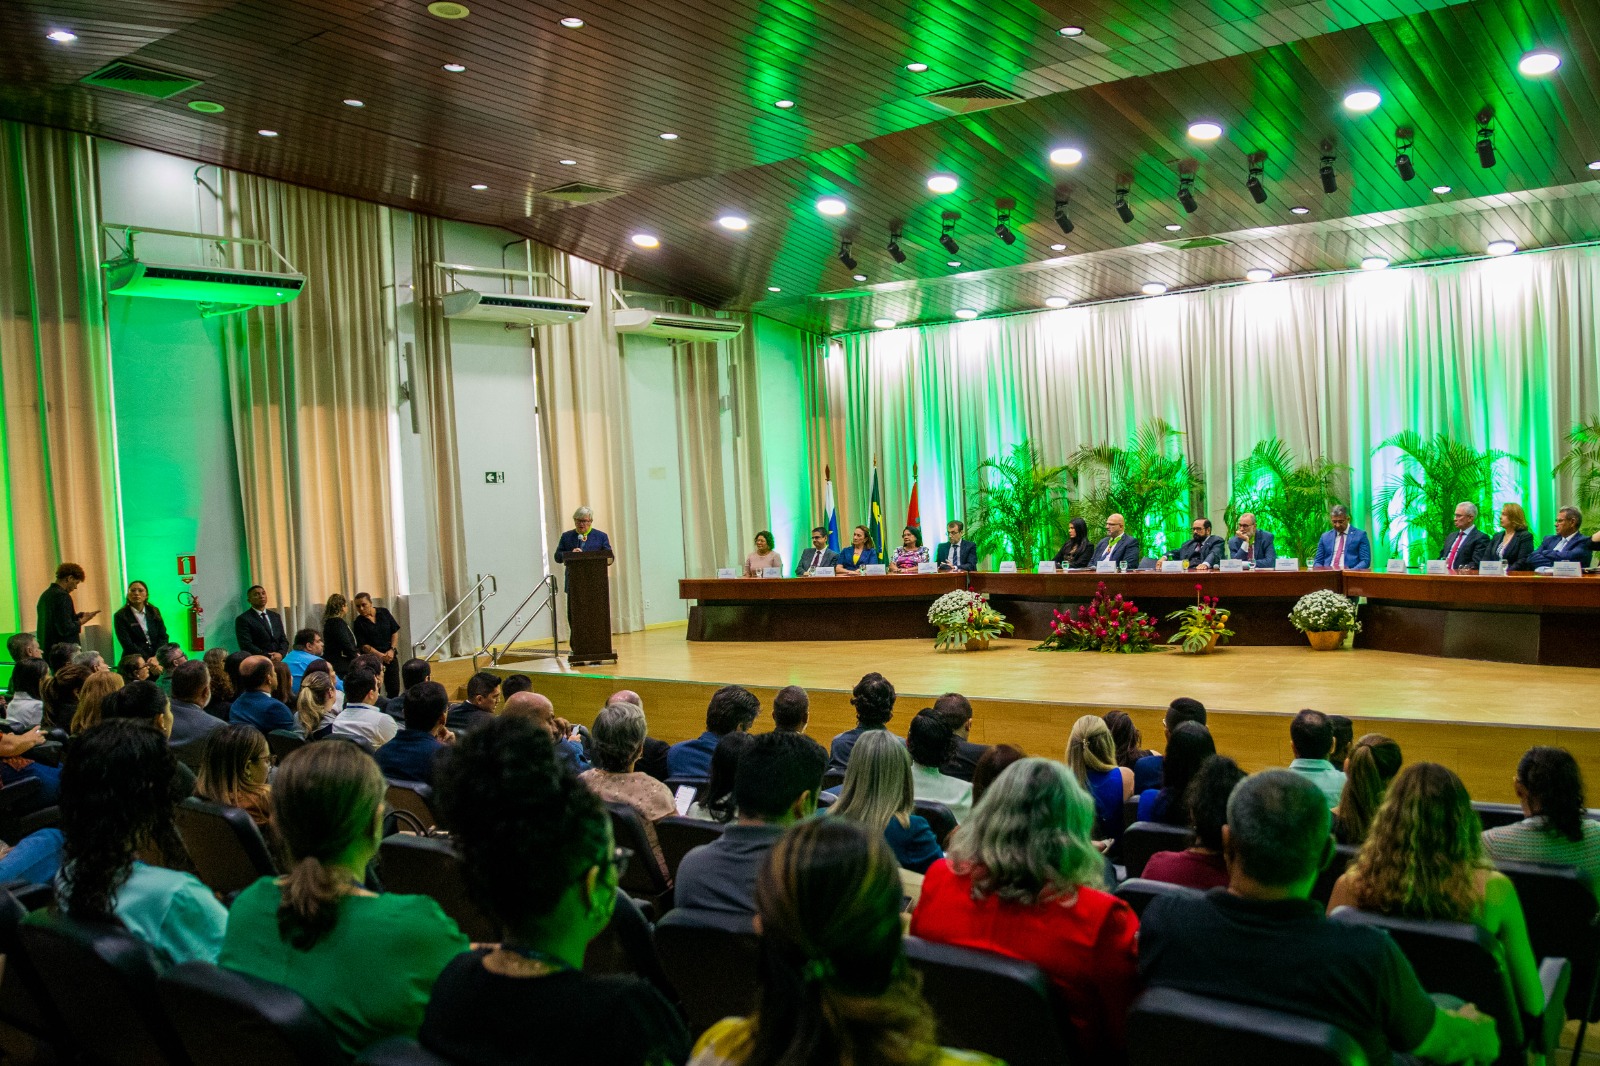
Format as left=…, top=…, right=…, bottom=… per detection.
left=441, top=289, right=592, bottom=325
left=104, top=258, right=305, bottom=308
left=613, top=308, right=745, bottom=342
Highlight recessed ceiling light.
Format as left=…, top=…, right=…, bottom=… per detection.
left=559, top=16, right=585, bottom=27
left=1058, top=26, right=1084, bottom=36
left=1049, top=147, right=1083, bottom=166
left=559, top=158, right=577, bottom=165
left=1342, top=89, right=1382, bottom=113
left=926, top=174, right=959, bottom=194
left=1246, top=268, right=1273, bottom=282
left=1432, top=185, right=1452, bottom=194
left=1045, top=297, right=1070, bottom=308
left=852, top=273, right=868, bottom=282
left=188, top=100, right=225, bottom=114
left=470, top=183, right=488, bottom=190
left=343, top=98, right=365, bottom=107
left=1360, top=256, right=1389, bottom=271
left=816, top=197, right=848, bottom=216
left=427, top=1, right=470, bottom=17
left=1164, top=223, right=1182, bottom=232
left=1487, top=240, right=1517, bottom=256
left=1590, top=160, right=1600, bottom=171
left=767, top=286, right=782, bottom=292
left=774, top=99, right=795, bottom=109
left=874, top=318, right=897, bottom=328
left=1050, top=243, right=1066, bottom=251
left=1290, top=206, right=1310, bottom=215
left=1518, top=50, right=1560, bottom=76
left=955, top=309, right=979, bottom=319
left=717, top=215, right=749, bottom=231
left=1141, top=283, right=1168, bottom=295
left=257, top=129, right=279, bottom=138
left=906, top=62, right=929, bottom=72
left=631, top=233, right=660, bottom=248
left=659, top=132, right=679, bottom=140
left=46, top=29, right=77, bottom=43
left=1186, top=121, right=1223, bottom=141
left=442, top=62, right=467, bottom=72
left=946, top=260, right=961, bottom=267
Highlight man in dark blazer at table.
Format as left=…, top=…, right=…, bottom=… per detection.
left=936, top=520, right=978, bottom=572
left=553, top=505, right=611, bottom=562
left=1518, top=506, right=1595, bottom=571
left=235, top=584, right=289, bottom=659
left=1092, top=513, right=1142, bottom=568
left=1168, top=518, right=1226, bottom=569
left=795, top=527, right=839, bottom=575
left=1438, top=502, right=1491, bottom=570
left=1311, top=505, right=1372, bottom=570
left=1228, top=513, right=1278, bottom=568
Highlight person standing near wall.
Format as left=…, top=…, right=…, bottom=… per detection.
left=352, top=593, right=403, bottom=698
left=37, top=563, right=98, bottom=653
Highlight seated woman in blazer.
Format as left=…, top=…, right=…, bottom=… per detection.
left=1490, top=503, right=1534, bottom=569
left=1053, top=517, right=1094, bottom=569
left=113, top=581, right=170, bottom=660
left=836, top=525, right=881, bottom=574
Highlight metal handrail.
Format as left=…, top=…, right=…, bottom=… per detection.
left=474, top=575, right=561, bottom=669
left=413, top=574, right=497, bottom=661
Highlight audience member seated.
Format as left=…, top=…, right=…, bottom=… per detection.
left=102, top=681, right=196, bottom=800
left=4, top=632, right=41, bottom=689
left=296, top=669, right=339, bottom=735
left=580, top=702, right=677, bottom=880
left=0, top=711, right=56, bottom=804
left=1067, top=715, right=1133, bottom=840
left=669, top=685, right=760, bottom=778
left=932, top=691, right=990, bottom=781
left=221, top=741, right=468, bottom=1055
left=688, top=732, right=754, bottom=822
left=1329, top=762, right=1545, bottom=1020
left=72, top=649, right=108, bottom=674
left=907, top=710, right=973, bottom=822
left=1105, top=710, right=1154, bottom=772
left=46, top=641, right=79, bottom=673
left=446, top=671, right=501, bottom=734
left=1141, top=755, right=1245, bottom=891
left=911, top=757, right=1137, bottom=1061
left=272, top=660, right=295, bottom=706
left=152, top=642, right=187, bottom=687
left=827, top=671, right=896, bottom=774
left=230, top=655, right=300, bottom=736
left=1331, top=734, right=1402, bottom=846
left=502, top=691, right=589, bottom=774
left=424, top=716, right=690, bottom=1066
left=1135, top=722, right=1214, bottom=826
left=55, top=719, right=226, bottom=965
left=41, top=662, right=89, bottom=732
left=0, top=827, right=65, bottom=885
left=1327, top=714, right=1354, bottom=771
left=194, top=724, right=273, bottom=826
left=214, top=650, right=248, bottom=719
left=375, top=681, right=453, bottom=786
left=387, top=657, right=434, bottom=720
left=1482, top=746, right=1600, bottom=884
left=167, top=659, right=225, bottom=759
left=828, top=730, right=941, bottom=874
left=330, top=669, right=398, bottom=748
left=69, top=670, right=123, bottom=735
left=675, top=731, right=827, bottom=917
left=607, top=688, right=670, bottom=779
left=1139, top=769, right=1499, bottom=1066
left=1288, top=708, right=1346, bottom=808
left=117, top=653, right=149, bottom=684
left=1131, top=697, right=1206, bottom=793
left=970, top=743, right=1025, bottom=805
left=3, top=659, right=47, bottom=730
left=689, top=817, right=997, bottom=1066
left=771, top=685, right=809, bottom=733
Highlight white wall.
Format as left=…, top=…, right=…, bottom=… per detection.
left=621, top=336, right=688, bottom=625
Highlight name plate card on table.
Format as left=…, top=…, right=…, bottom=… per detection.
left=1275, top=558, right=1300, bottom=571
left=1477, top=561, right=1507, bottom=576
left=917, top=562, right=939, bottom=574
left=999, top=561, right=1018, bottom=573
left=863, top=564, right=888, bottom=576
left=1554, top=561, right=1583, bottom=578
left=1096, top=561, right=1118, bottom=574
left=1387, top=559, right=1408, bottom=573
left=1426, top=560, right=1450, bottom=576
left=1037, top=561, right=1057, bottom=573
left=762, top=567, right=782, bottom=579
left=1220, top=559, right=1246, bottom=572
left=1160, top=560, right=1184, bottom=573
left=811, top=566, right=835, bottom=577
left=717, top=568, right=738, bottom=579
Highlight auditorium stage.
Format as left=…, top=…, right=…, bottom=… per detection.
left=489, top=626, right=1600, bottom=804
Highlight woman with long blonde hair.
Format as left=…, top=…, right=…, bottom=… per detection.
left=828, top=729, right=941, bottom=873
left=296, top=670, right=338, bottom=736
left=70, top=671, right=125, bottom=735
left=1066, top=715, right=1133, bottom=838
left=1491, top=502, right=1533, bottom=569
left=194, top=725, right=272, bottom=826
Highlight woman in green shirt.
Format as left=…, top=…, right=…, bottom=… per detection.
left=220, top=741, right=467, bottom=1056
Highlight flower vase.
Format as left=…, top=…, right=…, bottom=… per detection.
left=1306, top=630, right=1345, bottom=651
left=1199, top=634, right=1219, bottom=654
left=965, top=637, right=991, bottom=652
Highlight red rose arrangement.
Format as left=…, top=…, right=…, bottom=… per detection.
left=1033, top=582, right=1158, bottom=653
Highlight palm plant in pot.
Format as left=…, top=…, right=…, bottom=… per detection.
left=965, top=441, right=1071, bottom=569
left=1066, top=419, right=1203, bottom=559
left=1290, top=589, right=1361, bottom=651
left=1225, top=438, right=1349, bottom=562
left=1553, top=419, right=1600, bottom=528
left=1373, top=431, right=1524, bottom=562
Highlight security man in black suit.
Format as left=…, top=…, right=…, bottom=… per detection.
left=235, top=584, right=289, bottom=659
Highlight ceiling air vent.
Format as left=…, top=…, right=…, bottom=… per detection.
left=81, top=60, right=202, bottom=99
left=1159, top=236, right=1234, bottom=251
left=920, top=80, right=1025, bottom=115
left=538, top=182, right=624, bottom=206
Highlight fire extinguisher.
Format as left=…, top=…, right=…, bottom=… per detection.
left=177, top=553, right=204, bottom=651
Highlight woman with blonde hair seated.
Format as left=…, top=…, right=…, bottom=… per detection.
left=1066, top=715, right=1133, bottom=840
left=827, top=729, right=941, bottom=873
left=296, top=670, right=338, bottom=736
left=70, top=670, right=125, bottom=735
left=194, top=724, right=273, bottom=827
left=1331, top=734, right=1402, bottom=845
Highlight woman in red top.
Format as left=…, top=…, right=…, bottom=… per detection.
left=1140, top=754, right=1245, bottom=892
left=909, top=757, right=1138, bottom=1064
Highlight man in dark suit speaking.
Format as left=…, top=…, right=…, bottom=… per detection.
left=235, top=584, right=289, bottom=659
left=1168, top=518, right=1225, bottom=569
left=1092, top=513, right=1142, bottom=568
left=936, top=520, right=978, bottom=572
left=795, top=527, right=839, bottom=575
left=554, top=505, right=612, bottom=561
left=1439, top=502, right=1490, bottom=570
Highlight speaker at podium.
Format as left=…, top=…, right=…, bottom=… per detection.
left=562, top=550, right=616, bottom=665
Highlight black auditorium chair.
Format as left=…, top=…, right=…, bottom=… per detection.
left=20, top=912, right=192, bottom=1066
left=1114, top=877, right=1203, bottom=919
left=1331, top=907, right=1569, bottom=1066
left=1498, top=861, right=1600, bottom=1066
left=654, top=816, right=724, bottom=881
left=1474, top=802, right=1528, bottom=831
left=821, top=770, right=846, bottom=792
left=0, top=883, right=61, bottom=1048
left=0, top=779, right=45, bottom=845
left=357, top=1037, right=452, bottom=1066
left=583, top=893, right=677, bottom=1003
left=606, top=802, right=674, bottom=914
left=159, top=960, right=346, bottom=1066
left=654, top=907, right=760, bottom=1035
left=267, top=729, right=305, bottom=762
left=376, top=834, right=499, bottom=942
left=1309, top=843, right=1359, bottom=907
left=913, top=800, right=957, bottom=850
left=175, top=796, right=279, bottom=898
left=1129, top=986, right=1365, bottom=1066
left=904, top=937, right=1072, bottom=1066
left=1120, top=821, right=1192, bottom=879
left=383, top=780, right=439, bottom=834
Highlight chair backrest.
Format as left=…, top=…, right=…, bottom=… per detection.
left=654, top=908, right=760, bottom=1035
left=1309, top=843, right=1359, bottom=906
left=158, top=960, right=346, bottom=1066
left=0, top=883, right=60, bottom=1039
left=19, top=911, right=192, bottom=1066
left=912, top=800, right=957, bottom=849
left=605, top=802, right=672, bottom=904
left=1499, top=860, right=1600, bottom=1023
left=1474, top=802, right=1526, bottom=831
left=376, top=835, right=499, bottom=942
left=1121, top=821, right=1193, bottom=878
left=815, top=790, right=837, bottom=808
left=821, top=770, right=846, bottom=791
left=0, top=778, right=46, bottom=845
left=355, top=1037, right=452, bottom=1066
left=1114, top=877, right=1204, bottom=919
left=174, top=797, right=278, bottom=897
left=1129, top=986, right=1365, bottom=1066
left=583, top=893, right=677, bottom=1003
left=654, top=816, right=725, bottom=881
left=1137, top=557, right=1159, bottom=571
left=267, top=730, right=305, bottom=762
left=384, top=780, right=438, bottom=831
left=904, top=936, right=1073, bottom=1066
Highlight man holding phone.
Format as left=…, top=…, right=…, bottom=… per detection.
left=37, top=562, right=98, bottom=653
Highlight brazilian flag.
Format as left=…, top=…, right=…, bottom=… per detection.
left=868, top=462, right=884, bottom=552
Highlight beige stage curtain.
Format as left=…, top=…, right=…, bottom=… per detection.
left=527, top=243, right=645, bottom=633
left=0, top=121, right=123, bottom=646
left=216, top=172, right=396, bottom=633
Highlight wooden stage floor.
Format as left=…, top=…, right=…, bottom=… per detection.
left=492, top=626, right=1600, bottom=804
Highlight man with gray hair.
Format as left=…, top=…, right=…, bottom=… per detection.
left=1312, top=504, right=1372, bottom=570
left=1521, top=505, right=1594, bottom=571
left=1139, top=770, right=1499, bottom=1065
left=553, top=505, right=612, bottom=562
left=1440, top=501, right=1489, bottom=570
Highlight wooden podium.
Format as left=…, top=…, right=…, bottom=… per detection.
left=564, top=550, right=616, bottom=665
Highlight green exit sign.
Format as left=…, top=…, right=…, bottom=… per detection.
left=484, top=471, right=506, bottom=484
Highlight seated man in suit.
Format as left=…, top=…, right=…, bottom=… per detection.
left=235, top=585, right=289, bottom=660
left=375, top=681, right=453, bottom=786
left=228, top=655, right=299, bottom=736
left=1091, top=513, right=1142, bottom=568
left=935, top=520, right=978, bottom=572
left=446, top=671, right=501, bottom=734
left=1311, top=505, right=1372, bottom=570
left=1228, top=513, right=1277, bottom=568
left=794, top=526, right=839, bottom=575
left=1520, top=505, right=1595, bottom=571
left=1168, top=518, right=1225, bottom=570
left=668, top=685, right=761, bottom=778
left=1439, top=501, right=1491, bottom=570
left=553, top=505, right=611, bottom=562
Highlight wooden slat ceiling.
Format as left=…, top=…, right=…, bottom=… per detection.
left=2, top=0, right=1598, bottom=334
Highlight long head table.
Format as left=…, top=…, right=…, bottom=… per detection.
left=679, top=570, right=1600, bottom=667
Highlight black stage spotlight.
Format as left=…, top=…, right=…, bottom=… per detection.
left=939, top=210, right=960, bottom=255
left=1476, top=108, right=1496, bottom=169
left=993, top=197, right=1016, bottom=245
left=1115, top=178, right=1134, bottom=224
left=1053, top=197, right=1075, bottom=235
left=1319, top=149, right=1338, bottom=194
left=1177, top=173, right=1198, bottom=213
left=837, top=240, right=857, bottom=271
left=1394, top=127, right=1415, bottom=182
left=1246, top=152, right=1267, bottom=204
left=887, top=223, right=907, bottom=264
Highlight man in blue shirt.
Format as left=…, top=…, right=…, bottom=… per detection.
left=375, top=681, right=453, bottom=786
left=228, top=655, right=299, bottom=736
left=668, top=685, right=761, bottom=778
left=1287, top=709, right=1347, bottom=808
left=282, top=629, right=342, bottom=695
